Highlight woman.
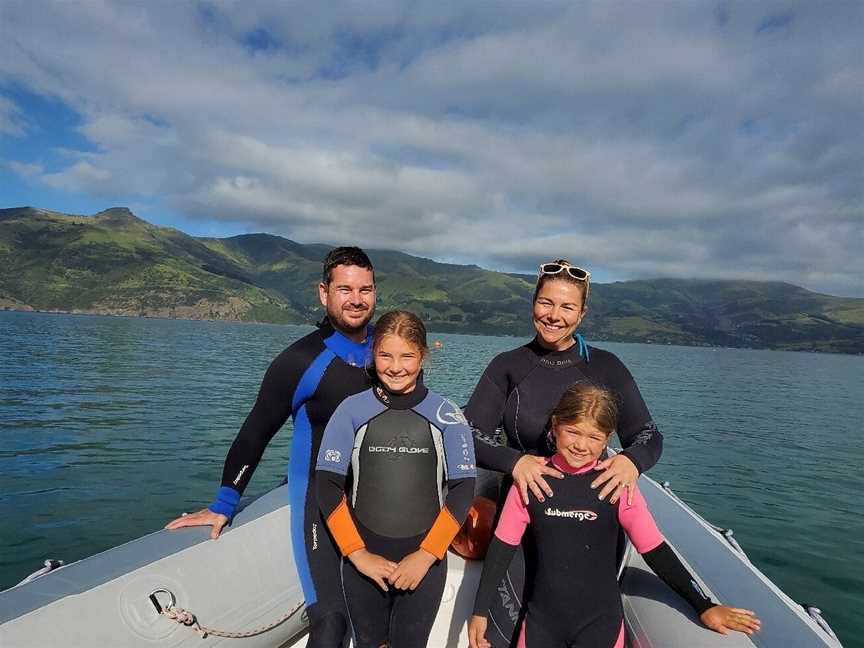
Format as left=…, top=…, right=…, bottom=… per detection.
left=464, top=259, right=664, bottom=644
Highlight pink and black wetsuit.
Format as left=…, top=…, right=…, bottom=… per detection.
left=472, top=454, right=716, bottom=648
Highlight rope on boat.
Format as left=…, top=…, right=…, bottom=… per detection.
left=149, top=589, right=304, bottom=639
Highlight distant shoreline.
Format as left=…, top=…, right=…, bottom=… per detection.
left=3, top=306, right=861, bottom=357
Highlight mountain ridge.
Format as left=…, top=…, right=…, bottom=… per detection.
left=1, top=206, right=862, bottom=354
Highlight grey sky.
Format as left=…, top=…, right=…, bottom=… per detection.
left=1, top=1, right=861, bottom=295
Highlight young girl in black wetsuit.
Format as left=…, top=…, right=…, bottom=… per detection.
left=468, top=383, right=761, bottom=648
left=315, top=310, right=476, bottom=648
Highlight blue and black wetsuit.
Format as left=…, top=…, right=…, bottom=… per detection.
left=316, top=378, right=476, bottom=648
left=208, top=318, right=372, bottom=646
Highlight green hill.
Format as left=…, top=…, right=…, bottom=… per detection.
left=1, top=206, right=862, bottom=354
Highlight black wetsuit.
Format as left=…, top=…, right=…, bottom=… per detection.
left=464, top=338, right=664, bottom=645
left=316, top=379, right=476, bottom=648
left=208, top=319, right=372, bottom=647
left=473, top=455, right=715, bottom=647
left=466, top=338, right=663, bottom=475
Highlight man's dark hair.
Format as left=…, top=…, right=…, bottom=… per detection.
left=322, top=246, right=375, bottom=284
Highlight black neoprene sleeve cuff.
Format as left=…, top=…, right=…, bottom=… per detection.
left=642, top=542, right=717, bottom=616
left=444, top=477, right=476, bottom=524
left=316, top=469, right=348, bottom=519
left=472, top=537, right=518, bottom=617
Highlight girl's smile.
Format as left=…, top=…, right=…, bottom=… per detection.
left=374, top=334, right=424, bottom=394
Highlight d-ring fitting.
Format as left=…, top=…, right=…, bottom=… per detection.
left=148, top=588, right=177, bottom=615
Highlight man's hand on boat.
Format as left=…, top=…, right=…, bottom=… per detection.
left=388, top=549, right=437, bottom=591
left=468, top=615, right=492, bottom=648
left=512, top=455, right=565, bottom=504
left=347, top=548, right=398, bottom=592
left=591, top=454, right=639, bottom=505
left=164, top=508, right=230, bottom=540
left=701, top=606, right=761, bottom=635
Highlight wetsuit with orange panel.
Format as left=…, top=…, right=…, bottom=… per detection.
left=316, top=378, right=476, bottom=648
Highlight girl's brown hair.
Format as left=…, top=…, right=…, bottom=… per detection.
left=551, top=382, right=619, bottom=436
left=373, top=310, right=429, bottom=356
left=533, top=258, right=590, bottom=310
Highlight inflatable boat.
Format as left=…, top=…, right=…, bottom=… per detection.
left=0, top=472, right=843, bottom=647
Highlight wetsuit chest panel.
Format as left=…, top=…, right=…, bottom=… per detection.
left=303, top=360, right=370, bottom=460
left=503, top=363, right=590, bottom=453
left=352, top=409, right=442, bottom=538
left=526, top=473, right=621, bottom=613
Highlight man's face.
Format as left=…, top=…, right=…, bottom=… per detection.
left=319, top=264, right=376, bottom=335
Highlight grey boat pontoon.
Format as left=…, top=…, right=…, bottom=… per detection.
left=0, top=472, right=843, bottom=648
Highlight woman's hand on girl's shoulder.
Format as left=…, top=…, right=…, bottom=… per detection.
left=468, top=615, right=492, bottom=648
left=700, top=605, right=761, bottom=635
left=512, top=454, right=564, bottom=504
left=347, top=548, right=397, bottom=592
left=388, top=549, right=437, bottom=591
left=591, top=454, right=639, bottom=504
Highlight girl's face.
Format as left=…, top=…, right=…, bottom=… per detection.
left=374, top=334, right=424, bottom=394
left=532, top=280, right=586, bottom=351
left=553, top=418, right=609, bottom=468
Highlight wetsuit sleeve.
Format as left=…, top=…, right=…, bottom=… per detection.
left=209, top=350, right=302, bottom=518
left=471, top=486, right=528, bottom=616
left=465, top=357, right=523, bottom=474
left=316, top=401, right=366, bottom=556
left=420, top=414, right=477, bottom=560
left=605, top=357, right=663, bottom=474
left=619, top=486, right=716, bottom=615
left=617, top=484, right=664, bottom=553
left=494, top=484, right=531, bottom=545
left=642, top=543, right=717, bottom=616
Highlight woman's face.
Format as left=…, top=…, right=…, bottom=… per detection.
left=532, top=279, right=586, bottom=350
left=374, top=334, right=424, bottom=393
left=553, top=418, right=609, bottom=468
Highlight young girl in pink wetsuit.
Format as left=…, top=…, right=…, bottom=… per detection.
left=468, top=383, right=761, bottom=648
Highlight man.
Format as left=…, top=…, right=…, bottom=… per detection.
left=166, top=246, right=376, bottom=647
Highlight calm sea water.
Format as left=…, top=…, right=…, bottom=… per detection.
left=1, top=311, right=862, bottom=646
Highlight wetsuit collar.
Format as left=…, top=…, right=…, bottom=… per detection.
left=528, top=336, right=590, bottom=367
left=551, top=453, right=598, bottom=475
left=372, top=373, right=429, bottom=410
left=319, top=317, right=373, bottom=368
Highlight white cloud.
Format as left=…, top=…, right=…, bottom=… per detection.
left=4, top=160, right=43, bottom=177
left=0, top=0, right=861, bottom=295
left=0, top=95, right=27, bottom=136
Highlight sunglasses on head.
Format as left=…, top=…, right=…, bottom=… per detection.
left=538, top=262, right=591, bottom=282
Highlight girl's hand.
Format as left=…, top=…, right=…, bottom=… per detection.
left=164, top=508, right=229, bottom=540
left=348, top=549, right=398, bottom=592
left=591, top=454, right=638, bottom=504
left=512, top=455, right=564, bottom=504
left=388, top=549, right=437, bottom=591
left=700, top=606, right=761, bottom=635
left=468, top=615, right=491, bottom=648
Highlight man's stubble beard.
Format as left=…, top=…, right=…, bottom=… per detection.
left=328, top=304, right=374, bottom=336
